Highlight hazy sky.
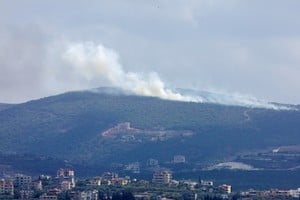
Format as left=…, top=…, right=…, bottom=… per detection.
left=0, top=0, right=300, bottom=104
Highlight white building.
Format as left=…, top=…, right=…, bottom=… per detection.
left=152, top=171, right=172, bottom=184
left=173, top=155, right=186, bottom=163
left=88, top=177, right=101, bottom=186
left=56, top=168, right=74, bottom=177
left=111, top=178, right=129, bottom=186
left=101, top=172, right=118, bottom=180
left=219, top=184, right=232, bottom=194
left=289, top=188, right=300, bottom=198
left=124, top=162, right=140, bottom=173
left=183, top=180, right=198, bottom=190
left=56, top=168, right=75, bottom=188
left=147, top=158, right=159, bottom=166
left=70, top=190, right=98, bottom=200
left=200, top=180, right=213, bottom=186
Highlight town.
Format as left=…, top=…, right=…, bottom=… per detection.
left=1, top=167, right=299, bottom=200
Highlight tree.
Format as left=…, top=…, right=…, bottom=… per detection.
left=112, top=191, right=135, bottom=200
left=112, top=192, right=123, bottom=200
left=122, top=191, right=135, bottom=200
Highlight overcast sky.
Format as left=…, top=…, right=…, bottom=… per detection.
left=0, top=0, right=300, bottom=104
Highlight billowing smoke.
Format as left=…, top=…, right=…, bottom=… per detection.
left=63, top=42, right=203, bottom=102
left=0, top=32, right=294, bottom=110
left=63, top=42, right=295, bottom=110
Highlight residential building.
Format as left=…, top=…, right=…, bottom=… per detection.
left=173, top=155, right=186, bottom=163
left=56, top=168, right=74, bottom=178
left=86, top=190, right=99, bottom=200
left=147, top=158, right=159, bottom=166
left=183, top=180, right=198, bottom=190
left=111, top=178, right=129, bottom=186
left=124, top=162, right=140, bottom=173
left=70, top=190, right=98, bottom=200
left=20, top=189, right=34, bottom=199
left=39, top=175, right=51, bottom=180
left=14, top=174, right=32, bottom=188
left=200, top=180, right=213, bottom=186
left=289, top=188, right=300, bottom=198
left=152, top=171, right=172, bottom=184
left=182, top=192, right=197, bottom=200
left=101, top=172, right=118, bottom=180
left=61, top=180, right=72, bottom=191
left=88, top=177, right=101, bottom=186
left=31, top=180, right=43, bottom=190
left=0, top=179, right=14, bottom=195
left=47, top=188, right=61, bottom=196
left=56, top=168, right=75, bottom=188
left=39, top=194, right=58, bottom=200
left=219, top=184, right=232, bottom=194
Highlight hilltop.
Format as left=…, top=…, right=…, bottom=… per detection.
left=0, top=87, right=299, bottom=173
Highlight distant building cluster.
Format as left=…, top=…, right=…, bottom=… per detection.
left=0, top=167, right=299, bottom=200
left=241, top=188, right=300, bottom=199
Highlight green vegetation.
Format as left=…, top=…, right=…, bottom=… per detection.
left=0, top=103, right=14, bottom=111
left=0, top=88, right=299, bottom=170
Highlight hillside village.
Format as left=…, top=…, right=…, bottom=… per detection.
left=101, top=122, right=194, bottom=142
left=1, top=167, right=300, bottom=200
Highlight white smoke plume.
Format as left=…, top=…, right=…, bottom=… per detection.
left=63, top=42, right=203, bottom=103
left=63, top=42, right=295, bottom=110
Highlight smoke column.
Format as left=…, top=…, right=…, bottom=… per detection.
left=63, top=42, right=203, bottom=102
left=63, top=42, right=294, bottom=110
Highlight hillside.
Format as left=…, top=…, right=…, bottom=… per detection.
left=0, top=103, right=14, bottom=111
left=0, top=88, right=299, bottom=169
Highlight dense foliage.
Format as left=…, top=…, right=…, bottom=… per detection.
left=0, top=88, right=299, bottom=167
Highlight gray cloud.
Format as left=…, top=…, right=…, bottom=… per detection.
left=61, top=41, right=293, bottom=110
left=0, top=1, right=300, bottom=104
left=0, top=25, right=49, bottom=102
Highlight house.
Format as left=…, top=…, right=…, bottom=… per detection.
left=289, top=188, right=300, bottom=198
left=31, top=180, right=43, bottom=190
left=0, top=179, right=14, bottom=195
left=56, top=168, right=75, bottom=188
left=173, top=155, right=186, bottom=164
left=183, top=180, right=198, bottom=190
left=219, top=184, right=232, bottom=194
left=20, top=189, right=34, bottom=199
left=111, top=178, right=129, bottom=186
left=47, top=188, right=61, bottom=196
left=69, top=190, right=98, bottom=200
left=61, top=181, right=72, bottom=191
left=39, top=194, right=58, bottom=200
left=14, top=173, right=32, bottom=188
left=147, top=158, right=159, bottom=166
left=124, top=162, right=140, bottom=173
left=152, top=171, right=172, bottom=184
left=56, top=168, right=74, bottom=177
left=200, top=180, right=213, bottom=186
left=88, top=177, right=101, bottom=186
left=101, top=172, right=118, bottom=180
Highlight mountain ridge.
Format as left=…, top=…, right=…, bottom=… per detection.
left=0, top=87, right=299, bottom=169
left=1, top=87, right=298, bottom=110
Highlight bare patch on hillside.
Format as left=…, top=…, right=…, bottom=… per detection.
left=101, top=122, right=194, bottom=142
